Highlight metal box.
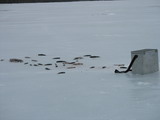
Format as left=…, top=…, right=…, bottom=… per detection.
left=131, top=49, right=159, bottom=74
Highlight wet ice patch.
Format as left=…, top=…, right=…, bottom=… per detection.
left=137, top=81, right=150, bottom=86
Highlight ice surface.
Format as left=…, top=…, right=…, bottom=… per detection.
left=0, top=0, right=160, bottom=120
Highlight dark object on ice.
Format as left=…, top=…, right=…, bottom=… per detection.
left=25, top=56, right=30, bottom=59
left=53, top=57, right=60, bottom=59
left=10, top=58, right=23, bottom=63
left=56, top=60, right=66, bottom=63
left=0, top=59, right=4, bottom=61
left=34, top=64, right=38, bottom=66
left=90, top=66, right=95, bottom=69
left=38, top=54, right=46, bottom=56
left=73, top=63, right=83, bottom=65
left=38, top=63, right=43, bottom=66
left=115, top=55, right=138, bottom=73
left=90, top=56, right=100, bottom=58
left=55, top=63, right=58, bottom=67
left=58, top=72, right=65, bottom=74
left=120, top=67, right=127, bottom=69
left=74, top=57, right=83, bottom=60
left=102, top=66, right=106, bottom=69
left=84, top=55, right=92, bottom=57
left=24, top=62, right=28, bottom=65
left=64, top=62, right=76, bottom=64
left=64, top=62, right=83, bottom=66
left=44, top=63, right=52, bottom=66
left=114, top=64, right=125, bottom=66
left=31, top=60, right=38, bottom=62
left=45, top=68, right=50, bottom=70
left=67, top=67, right=76, bottom=69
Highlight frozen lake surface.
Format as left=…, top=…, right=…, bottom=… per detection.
left=0, top=0, right=160, bottom=120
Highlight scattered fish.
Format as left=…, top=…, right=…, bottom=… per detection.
left=120, top=67, right=127, bottom=69
left=45, top=68, right=51, bottom=70
left=38, top=63, right=43, bottom=66
left=55, top=63, right=58, bottom=67
left=73, top=63, right=83, bottom=65
left=102, top=66, right=106, bottom=69
left=31, top=60, right=38, bottom=62
left=10, top=58, right=23, bottom=63
left=114, top=64, right=125, bottom=67
left=38, top=54, right=46, bottom=56
left=74, top=57, right=83, bottom=60
left=6, top=54, right=110, bottom=73
left=57, top=72, right=65, bottom=74
left=64, top=62, right=76, bottom=64
left=44, top=63, right=52, bottom=66
left=25, top=57, right=30, bottom=59
left=67, top=67, right=76, bottom=69
left=34, top=64, right=38, bottom=66
left=53, top=57, right=60, bottom=59
left=56, top=60, right=66, bottom=63
left=0, top=59, right=4, bottom=61
left=90, top=66, right=95, bottom=69
left=90, top=56, right=100, bottom=58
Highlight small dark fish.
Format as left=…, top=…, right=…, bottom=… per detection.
left=120, top=67, right=127, bottom=69
left=44, top=64, right=52, bottom=66
left=34, top=64, right=38, bottom=66
left=67, top=67, right=76, bottom=69
left=10, top=58, right=23, bottom=63
left=57, top=72, right=65, bottom=74
left=38, top=63, right=43, bottom=66
left=90, top=66, right=95, bottom=69
left=64, top=62, right=76, bottom=64
left=45, top=68, right=51, bottom=70
left=0, top=59, right=4, bottom=61
left=114, top=64, right=125, bottom=67
left=102, top=66, right=106, bottom=69
left=56, top=60, right=66, bottom=63
left=74, top=57, right=83, bottom=60
left=55, top=63, right=58, bottom=67
left=38, top=54, right=46, bottom=56
left=53, top=57, right=60, bottom=59
left=24, top=62, right=28, bottom=65
left=90, top=56, right=100, bottom=58
left=84, top=55, right=92, bottom=57
left=25, top=57, right=30, bottom=59
left=73, top=63, right=83, bottom=65
left=31, top=60, right=38, bottom=62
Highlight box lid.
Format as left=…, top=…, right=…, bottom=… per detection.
left=131, top=49, right=158, bottom=54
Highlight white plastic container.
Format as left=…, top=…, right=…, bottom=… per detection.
left=131, top=49, right=159, bottom=74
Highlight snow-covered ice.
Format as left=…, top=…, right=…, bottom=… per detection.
left=0, top=0, right=160, bottom=120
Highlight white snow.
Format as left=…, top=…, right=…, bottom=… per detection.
left=0, top=0, right=160, bottom=120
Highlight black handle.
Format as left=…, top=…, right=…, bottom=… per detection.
left=115, top=55, right=138, bottom=73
